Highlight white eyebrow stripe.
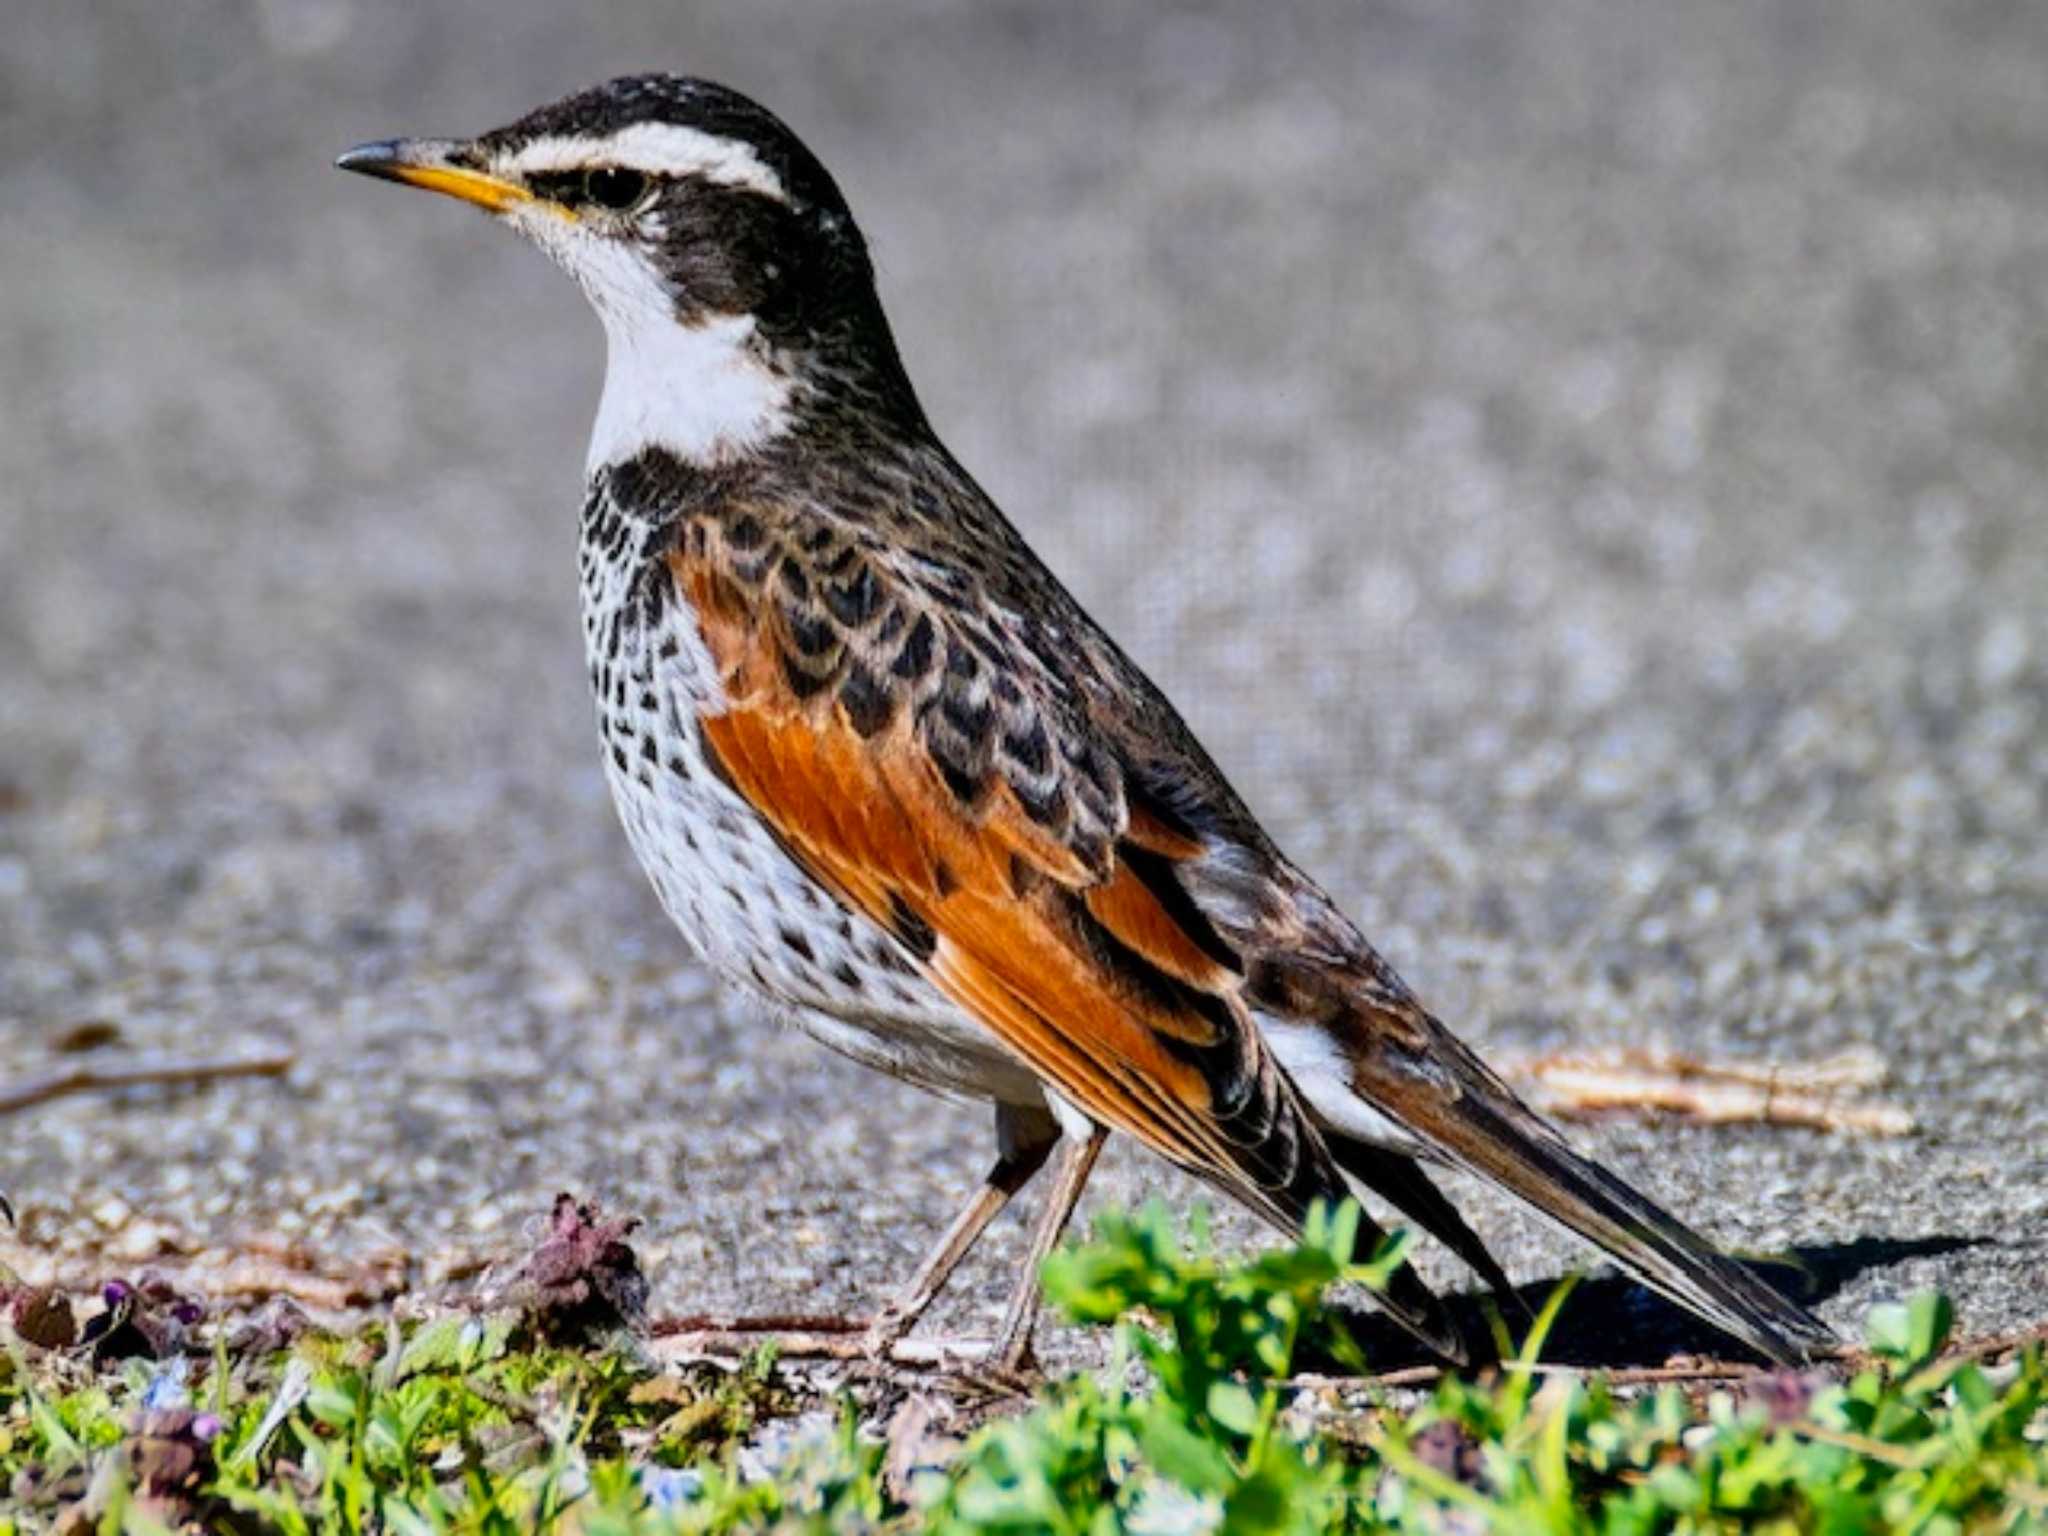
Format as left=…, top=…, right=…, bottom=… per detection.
left=501, top=123, right=787, bottom=201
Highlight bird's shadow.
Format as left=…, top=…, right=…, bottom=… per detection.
left=1312, top=1234, right=1986, bottom=1373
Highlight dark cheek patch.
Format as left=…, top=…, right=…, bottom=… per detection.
left=654, top=182, right=821, bottom=332
left=656, top=186, right=774, bottom=309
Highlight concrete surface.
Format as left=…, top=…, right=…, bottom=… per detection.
left=2, top=0, right=2043, bottom=1360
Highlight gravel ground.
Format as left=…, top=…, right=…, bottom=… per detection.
left=3, top=0, right=2044, bottom=1362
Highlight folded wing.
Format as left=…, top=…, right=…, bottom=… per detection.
left=667, top=511, right=1464, bottom=1358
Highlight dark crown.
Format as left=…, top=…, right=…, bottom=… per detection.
left=477, top=75, right=856, bottom=224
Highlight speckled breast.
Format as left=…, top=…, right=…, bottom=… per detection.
left=573, top=472, right=1038, bottom=1103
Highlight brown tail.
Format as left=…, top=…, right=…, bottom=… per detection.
left=1338, top=1003, right=1833, bottom=1366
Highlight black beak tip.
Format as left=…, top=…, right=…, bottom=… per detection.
left=335, top=140, right=404, bottom=177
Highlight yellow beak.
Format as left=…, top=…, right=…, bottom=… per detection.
left=335, top=138, right=542, bottom=216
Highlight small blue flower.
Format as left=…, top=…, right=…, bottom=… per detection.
left=141, top=1358, right=192, bottom=1413
left=640, top=1465, right=703, bottom=1508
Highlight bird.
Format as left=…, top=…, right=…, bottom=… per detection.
left=338, top=75, right=1833, bottom=1372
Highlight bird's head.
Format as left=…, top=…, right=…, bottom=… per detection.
left=339, top=76, right=919, bottom=467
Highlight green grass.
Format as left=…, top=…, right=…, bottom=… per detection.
left=3, top=1204, right=2043, bottom=1533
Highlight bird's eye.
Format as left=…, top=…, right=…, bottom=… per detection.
left=582, top=167, right=648, bottom=211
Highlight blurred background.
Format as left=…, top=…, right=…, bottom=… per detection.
left=2, top=0, right=2043, bottom=1349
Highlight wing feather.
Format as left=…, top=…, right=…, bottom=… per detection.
left=675, top=536, right=1322, bottom=1223
left=647, top=502, right=1466, bottom=1360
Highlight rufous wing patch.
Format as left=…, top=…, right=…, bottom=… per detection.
left=674, top=536, right=1316, bottom=1226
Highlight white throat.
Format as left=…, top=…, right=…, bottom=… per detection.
left=588, top=310, right=792, bottom=472
left=508, top=205, right=794, bottom=471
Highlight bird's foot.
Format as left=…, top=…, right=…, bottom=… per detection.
left=856, top=1304, right=915, bottom=1363
left=952, top=1349, right=1040, bottom=1400
left=888, top=1336, right=1038, bottom=1400
left=844, top=1320, right=1039, bottom=1397
left=850, top=1318, right=987, bottom=1377
left=649, top=1312, right=1042, bottom=1395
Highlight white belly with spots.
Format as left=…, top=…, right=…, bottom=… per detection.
left=578, top=493, right=1040, bottom=1105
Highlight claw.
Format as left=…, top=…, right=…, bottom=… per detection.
left=858, top=1307, right=912, bottom=1362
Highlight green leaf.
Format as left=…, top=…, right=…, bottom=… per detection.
left=1868, top=1307, right=1910, bottom=1352
left=395, top=1317, right=471, bottom=1379
left=1136, top=1409, right=1234, bottom=1493
left=1906, top=1291, right=1955, bottom=1364
left=304, top=1378, right=362, bottom=1433
left=1204, top=1381, right=1263, bottom=1437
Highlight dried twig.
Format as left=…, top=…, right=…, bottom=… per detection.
left=1934, top=1320, right=2048, bottom=1369
left=0, top=1052, right=295, bottom=1116
left=1298, top=1326, right=2048, bottom=1398
left=1297, top=1358, right=1774, bottom=1397
left=196, top=1253, right=405, bottom=1311
left=1513, top=1047, right=1913, bottom=1135
left=3, top=1233, right=408, bottom=1317
left=651, top=1311, right=866, bottom=1338
left=651, top=1326, right=934, bottom=1364
left=648, top=1323, right=1036, bottom=1398
left=1293, top=1364, right=1446, bottom=1391
left=650, top=1329, right=1836, bottom=1400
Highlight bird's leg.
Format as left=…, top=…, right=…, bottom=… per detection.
left=989, top=1123, right=1108, bottom=1375
left=861, top=1102, right=1060, bottom=1357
